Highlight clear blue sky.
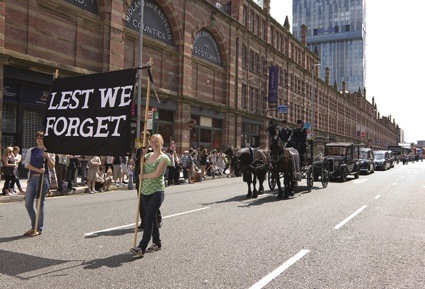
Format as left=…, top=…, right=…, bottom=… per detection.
left=270, top=0, right=425, bottom=144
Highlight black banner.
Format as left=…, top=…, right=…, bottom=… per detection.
left=43, top=69, right=136, bottom=156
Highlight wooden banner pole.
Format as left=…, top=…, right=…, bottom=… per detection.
left=33, top=170, right=44, bottom=235
left=133, top=57, right=153, bottom=247
left=34, top=69, right=58, bottom=235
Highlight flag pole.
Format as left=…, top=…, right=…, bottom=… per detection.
left=33, top=168, right=45, bottom=235
left=34, top=69, right=59, bottom=235
left=133, top=57, right=153, bottom=247
left=136, top=0, right=145, bottom=138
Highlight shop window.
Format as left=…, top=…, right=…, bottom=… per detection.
left=212, top=130, right=221, bottom=149
left=212, top=118, right=222, bottom=128
left=22, top=109, right=44, bottom=150
left=200, top=128, right=212, bottom=143
left=158, top=122, right=174, bottom=148
left=158, top=110, right=174, bottom=122
left=2, top=104, right=17, bottom=133
left=1, top=135, right=15, bottom=150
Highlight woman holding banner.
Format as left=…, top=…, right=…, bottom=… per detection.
left=130, top=134, right=171, bottom=257
left=23, top=131, right=55, bottom=236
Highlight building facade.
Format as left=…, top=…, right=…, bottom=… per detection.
left=0, top=0, right=398, bottom=158
left=292, top=0, right=366, bottom=93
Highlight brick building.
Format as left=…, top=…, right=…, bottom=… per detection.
left=0, top=0, right=399, bottom=156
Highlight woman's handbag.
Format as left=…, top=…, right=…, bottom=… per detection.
left=1, top=162, right=14, bottom=176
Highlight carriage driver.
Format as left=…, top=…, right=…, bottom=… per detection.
left=266, top=118, right=279, bottom=149
left=292, top=119, right=307, bottom=163
left=278, top=119, right=292, bottom=147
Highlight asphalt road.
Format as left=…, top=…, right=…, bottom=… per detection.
left=1, top=161, right=424, bottom=289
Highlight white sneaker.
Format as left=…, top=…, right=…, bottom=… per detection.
left=146, top=243, right=161, bottom=252
left=130, top=247, right=144, bottom=257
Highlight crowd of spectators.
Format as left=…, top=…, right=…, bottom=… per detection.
left=1, top=138, right=238, bottom=196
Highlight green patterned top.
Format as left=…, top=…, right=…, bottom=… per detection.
left=142, top=152, right=171, bottom=195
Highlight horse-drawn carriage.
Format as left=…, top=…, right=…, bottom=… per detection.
left=267, top=137, right=329, bottom=195
left=230, top=137, right=329, bottom=200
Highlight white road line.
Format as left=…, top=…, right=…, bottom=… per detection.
left=162, top=207, right=210, bottom=219
left=84, top=207, right=210, bottom=236
left=333, top=205, right=367, bottom=229
left=353, top=179, right=369, bottom=184
left=248, top=249, right=310, bottom=289
left=374, top=195, right=381, bottom=199
left=392, top=183, right=396, bottom=185
left=84, top=223, right=135, bottom=236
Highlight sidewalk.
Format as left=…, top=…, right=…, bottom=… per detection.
left=0, top=177, right=123, bottom=204
left=0, top=171, right=232, bottom=204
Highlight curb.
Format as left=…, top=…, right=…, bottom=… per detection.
left=1, top=173, right=234, bottom=204
left=0, top=185, right=125, bottom=204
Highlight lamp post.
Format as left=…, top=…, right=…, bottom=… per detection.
left=310, top=63, right=320, bottom=139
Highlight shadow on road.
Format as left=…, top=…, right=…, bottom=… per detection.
left=82, top=252, right=139, bottom=269
left=0, top=249, right=74, bottom=280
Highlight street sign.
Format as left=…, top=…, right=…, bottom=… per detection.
left=277, top=105, right=288, bottom=114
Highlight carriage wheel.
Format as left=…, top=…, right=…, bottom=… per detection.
left=306, top=166, right=314, bottom=192
left=268, top=170, right=276, bottom=190
left=321, top=168, right=329, bottom=188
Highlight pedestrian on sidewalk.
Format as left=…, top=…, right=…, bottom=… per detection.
left=13, top=146, right=25, bottom=194
left=95, top=166, right=112, bottom=192
left=78, top=155, right=88, bottom=186
left=87, top=155, right=101, bottom=194
left=127, top=157, right=135, bottom=190
left=56, top=154, right=68, bottom=182
left=2, top=146, right=17, bottom=196
left=130, top=134, right=171, bottom=257
left=112, top=156, right=124, bottom=186
left=23, top=131, right=55, bottom=236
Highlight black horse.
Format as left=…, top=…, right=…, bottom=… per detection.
left=269, top=136, right=299, bottom=199
left=231, top=147, right=268, bottom=198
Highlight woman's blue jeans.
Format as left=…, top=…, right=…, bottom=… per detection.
left=138, top=191, right=164, bottom=251
left=25, top=175, right=49, bottom=231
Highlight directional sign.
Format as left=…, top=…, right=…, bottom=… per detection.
left=277, top=105, right=288, bottom=114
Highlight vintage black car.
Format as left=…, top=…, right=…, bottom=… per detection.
left=373, top=150, right=391, bottom=170
left=359, top=148, right=375, bottom=174
left=387, top=150, right=395, bottom=168
left=324, top=142, right=360, bottom=182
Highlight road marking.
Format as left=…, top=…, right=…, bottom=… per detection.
left=248, top=249, right=310, bottom=289
left=162, top=207, right=210, bottom=219
left=374, top=195, right=381, bottom=199
left=333, top=205, right=367, bottom=229
left=353, top=179, right=369, bottom=184
left=84, top=207, right=210, bottom=236
left=392, top=183, right=396, bottom=185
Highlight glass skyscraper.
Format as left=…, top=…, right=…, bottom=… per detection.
left=292, top=0, right=366, bottom=93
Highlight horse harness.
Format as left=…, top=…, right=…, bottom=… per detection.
left=270, top=137, right=302, bottom=181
